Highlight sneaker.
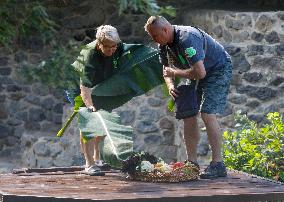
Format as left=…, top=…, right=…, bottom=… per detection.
left=95, top=160, right=111, bottom=171
left=84, top=165, right=105, bottom=176
left=200, top=161, right=227, bottom=179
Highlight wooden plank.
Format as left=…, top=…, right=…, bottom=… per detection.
left=11, top=166, right=85, bottom=174
left=0, top=169, right=284, bottom=202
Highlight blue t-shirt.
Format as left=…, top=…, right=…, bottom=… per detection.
left=159, top=25, right=230, bottom=75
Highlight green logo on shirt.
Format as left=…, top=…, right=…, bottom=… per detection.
left=185, top=47, right=196, bottom=58
left=113, top=59, right=118, bottom=68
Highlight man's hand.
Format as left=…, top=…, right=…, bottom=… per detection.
left=87, top=106, right=96, bottom=112
left=168, top=84, right=179, bottom=100
left=163, top=66, right=176, bottom=78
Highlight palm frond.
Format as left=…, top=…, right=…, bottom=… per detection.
left=91, top=44, right=164, bottom=110
left=78, top=108, right=133, bottom=168
left=57, top=44, right=164, bottom=142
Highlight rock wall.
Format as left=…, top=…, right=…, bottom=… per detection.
left=0, top=0, right=283, bottom=170
left=182, top=10, right=284, bottom=127
left=0, top=49, right=64, bottom=167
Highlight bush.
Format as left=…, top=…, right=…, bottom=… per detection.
left=20, top=41, right=82, bottom=91
left=0, top=0, right=57, bottom=50
left=223, top=111, right=284, bottom=182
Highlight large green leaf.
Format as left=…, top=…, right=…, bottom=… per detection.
left=92, top=74, right=133, bottom=96
left=78, top=108, right=133, bottom=168
left=91, top=44, right=164, bottom=110
left=72, top=41, right=96, bottom=73
left=57, top=95, right=84, bottom=137
left=57, top=44, right=164, bottom=140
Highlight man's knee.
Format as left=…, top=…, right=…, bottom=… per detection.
left=183, top=115, right=198, bottom=124
left=201, top=112, right=217, bottom=124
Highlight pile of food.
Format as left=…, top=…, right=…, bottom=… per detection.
left=121, top=152, right=200, bottom=183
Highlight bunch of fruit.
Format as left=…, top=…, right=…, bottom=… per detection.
left=122, top=152, right=196, bottom=175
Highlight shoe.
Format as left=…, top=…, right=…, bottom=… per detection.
left=200, top=161, right=227, bottom=179
left=95, top=160, right=111, bottom=171
left=84, top=165, right=105, bottom=176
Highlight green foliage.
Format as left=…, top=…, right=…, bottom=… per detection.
left=168, top=99, right=175, bottom=112
left=20, top=41, right=82, bottom=91
left=58, top=44, right=164, bottom=138
left=166, top=77, right=181, bottom=112
left=57, top=95, right=85, bottom=138
left=118, top=0, right=176, bottom=17
left=223, top=111, right=284, bottom=182
left=90, top=44, right=163, bottom=97
left=0, top=0, right=57, bottom=50
left=57, top=95, right=84, bottom=138
left=78, top=108, right=134, bottom=168
left=1, top=0, right=79, bottom=92
left=90, top=44, right=163, bottom=112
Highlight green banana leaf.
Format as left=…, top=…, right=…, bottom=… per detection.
left=59, top=44, right=163, bottom=136
left=57, top=44, right=165, bottom=168
left=90, top=44, right=164, bottom=111
left=72, top=41, right=96, bottom=73
left=57, top=95, right=84, bottom=137
left=78, top=107, right=133, bottom=168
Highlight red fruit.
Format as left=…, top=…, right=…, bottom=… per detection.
left=173, top=162, right=185, bottom=170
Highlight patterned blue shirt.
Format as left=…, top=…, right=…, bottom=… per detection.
left=159, top=25, right=230, bottom=75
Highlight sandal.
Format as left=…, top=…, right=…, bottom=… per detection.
left=84, top=165, right=105, bottom=176
left=95, top=160, right=111, bottom=171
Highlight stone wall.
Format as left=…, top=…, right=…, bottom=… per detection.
left=0, top=47, right=64, bottom=167
left=0, top=0, right=283, bottom=171
left=182, top=10, right=284, bottom=127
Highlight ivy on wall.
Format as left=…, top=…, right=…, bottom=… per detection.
left=118, top=0, right=176, bottom=16
left=2, top=0, right=176, bottom=92
left=20, top=41, right=81, bottom=91
left=0, top=0, right=57, bottom=51
left=0, top=0, right=81, bottom=91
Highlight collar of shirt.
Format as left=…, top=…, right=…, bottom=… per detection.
left=167, top=26, right=179, bottom=48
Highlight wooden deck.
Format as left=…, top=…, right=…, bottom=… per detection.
left=0, top=167, right=284, bottom=202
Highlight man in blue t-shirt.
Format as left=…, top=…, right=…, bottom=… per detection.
left=145, top=16, right=232, bottom=179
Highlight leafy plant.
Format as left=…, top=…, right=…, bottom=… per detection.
left=57, top=95, right=84, bottom=138
left=0, top=0, right=57, bottom=50
left=78, top=107, right=134, bottom=168
left=58, top=95, right=134, bottom=168
left=118, top=0, right=176, bottom=17
left=57, top=44, right=164, bottom=137
left=76, top=43, right=164, bottom=111
left=20, top=41, right=82, bottom=91
left=223, top=111, right=284, bottom=182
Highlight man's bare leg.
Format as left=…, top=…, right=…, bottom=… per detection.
left=201, top=113, right=222, bottom=162
left=183, top=115, right=200, bottom=163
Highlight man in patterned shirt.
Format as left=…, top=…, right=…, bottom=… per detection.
left=144, top=16, right=232, bottom=179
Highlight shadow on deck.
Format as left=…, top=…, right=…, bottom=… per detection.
left=0, top=166, right=284, bottom=202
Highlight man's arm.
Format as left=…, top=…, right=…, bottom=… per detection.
left=176, top=60, right=206, bottom=79
left=80, top=84, right=96, bottom=111
left=163, top=60, right=206, bottom=80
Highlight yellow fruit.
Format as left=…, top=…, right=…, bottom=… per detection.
left=154, top=163, right=163, bottom=168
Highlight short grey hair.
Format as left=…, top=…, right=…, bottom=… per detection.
left=96, top=25, right=121, bottom=43
left=144, top=16, right=171, bottom=32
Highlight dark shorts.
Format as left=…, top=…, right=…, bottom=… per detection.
left=175, top=59, right=232, bottom=119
